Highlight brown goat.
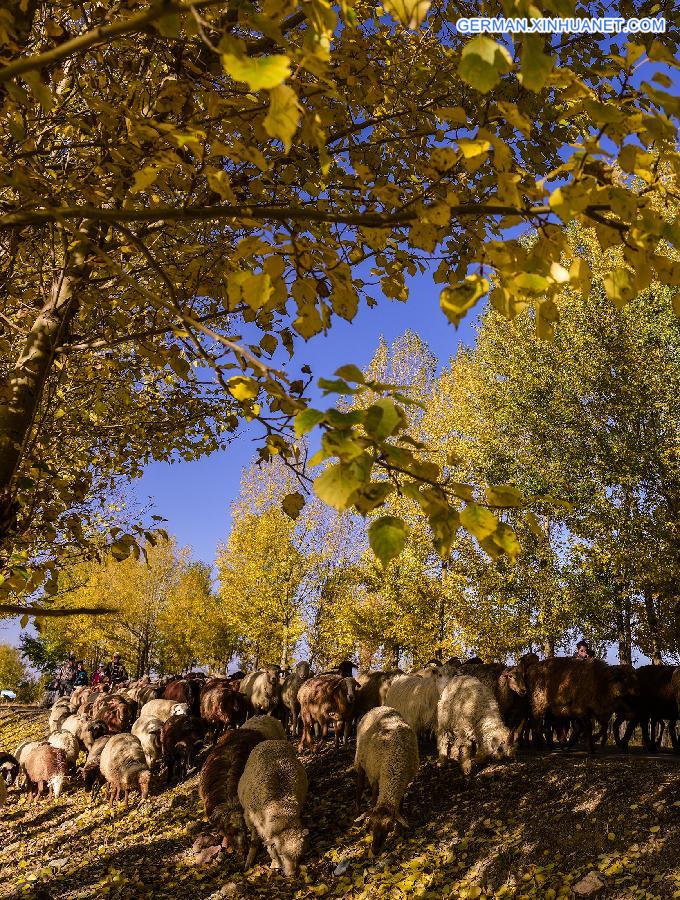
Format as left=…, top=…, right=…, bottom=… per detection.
left=161, top=714, right=207, bottom=783
left=90, top=693, right=136, bottom=733
left=200, top=682, right=250, bottom=739
left=297, top=674, right=356, bottom=752
left=24, top=744, right=68, bottom=800
left=198, top=728, right=265, bottom=854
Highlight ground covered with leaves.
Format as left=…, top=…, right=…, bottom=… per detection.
left=1, top=707, right=679, bottom=900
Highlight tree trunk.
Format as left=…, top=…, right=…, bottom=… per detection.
left=280, top=621, right=289, bottom=669
left=0, top=240, right=91, bottom=541
left=643, top=591, right=664, bottom=664
left=615, top=594, right=633, bottom=665
left=542, top=638, right=555, bottom=658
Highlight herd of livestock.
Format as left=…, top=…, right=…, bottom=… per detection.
left=1, top=654, right=679, bottom=875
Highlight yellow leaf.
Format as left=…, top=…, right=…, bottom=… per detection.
left=382, top=0, right=431, bottom=29
left=227, top=377, right=259, bottom=401
left=519, top=34, right=553, bottom=92
left=603, top=267, right=636, bottom=308
left=460, top=502, right=498, bottom=541
left=264, top=85, right=301, bottom=153
left=440, top=275, right=489, bottom=326
left=458, top=138, right=491, bottom=159
left=458, top=36, right=513, bottom=94
left=227, top=271, right=273, bottom=311
left=221, top=53, right=291, bottom=91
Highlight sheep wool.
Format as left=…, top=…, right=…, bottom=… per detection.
left=354, top=706, right=419, bottom=852
left=242, top=715, right=287, bottom=742
left=237, top=739, right=308, bottom=876
left=436, top=675, right=511, bottom=774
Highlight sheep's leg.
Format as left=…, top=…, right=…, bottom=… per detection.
left=669, top=719, right=678, bottom=751
left=613, top=715, right=628, bottom=750
left=457, top=743, right=473, bottom=776
left=298, top=716, right=312, bottom=753
left=370, top=779, right=379, bottom=807
left=125, top=788, right=130, bottom=809
left=436, top=731, right=450, bottom=767
left=316, top=717, right=328, bottom=753
left=355, top=766, right=365, bottom=812
left=583, top=717, right=595, bottom=754
left=244, top=832, right=261, bottom=871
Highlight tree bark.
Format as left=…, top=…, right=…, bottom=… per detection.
left=643, top=591, right=664, bottom=664
left=0, top=242, right=90, bottom=541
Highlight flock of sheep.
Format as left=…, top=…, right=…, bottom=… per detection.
left=1, top=653, right=679, bottom=876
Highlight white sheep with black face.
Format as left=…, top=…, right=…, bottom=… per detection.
left=237, top=739, right=308, bottom=877
left=436, top=675, right=513, bottom=775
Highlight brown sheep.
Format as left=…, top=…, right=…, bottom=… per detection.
left=614, top=665, right=678, bottom=752
left=353, top=670, right=404, bottom=725
left=24, top=744, right=68, bottom=800
left=80, top=735, right=112, bottom=799
left=297, top=674, right=355, bottom=752
left=198, top=728, right=265, bottom=854
left=200, top=682, right=250, bottom=739
left=90, top=693, right=136, bottom=733
left=525, top=657, right=639, bottom=752
left=161, top=714, right=207, bottom=783
left=163, top=678, right=201, bottom=715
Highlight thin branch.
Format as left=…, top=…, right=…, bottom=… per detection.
left=0, top=603, right=115, bottom=616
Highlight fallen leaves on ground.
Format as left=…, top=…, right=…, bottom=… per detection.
left=1, top=708, right=679, bottom=899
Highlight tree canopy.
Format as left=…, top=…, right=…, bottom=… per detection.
left=1, top=1, right=679, bottom=615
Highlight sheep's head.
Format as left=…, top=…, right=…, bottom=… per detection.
left=224, top=808, right=248, bottom=855
left=266, top=826, right=308, bottom=877
left=486, top=726, right=514, bottom=761
left=137, top=769, right=151, bottom=801
left=368, top=805, right=407, bottom=854
left=171, top=703, right=190, bottom=717
left=502, top=667, right=527, bottom=696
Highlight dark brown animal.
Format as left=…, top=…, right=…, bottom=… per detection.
left=525, top=657, right=639, bottom=753
left=297, top=674, right=356, bottom=752
left=353, top=671, right=403, bottom=724
left=163, top=678, right=201, bottom=715
left=614, top=665, right=678, bottom=752
left=23, top=744, right=68, bottom=800
left=200, top=681, right=249, bottom=739
left=161, top=714, right=207, bottom=782
left=198, top=728, right=265, bottom=854
left=90, top=693, right=136, bottom=733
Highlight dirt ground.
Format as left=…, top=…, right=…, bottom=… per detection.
left=1, top=707, right=679, bottom=900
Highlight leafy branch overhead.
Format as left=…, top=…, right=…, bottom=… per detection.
left=0, top=0, right=679, bottom=603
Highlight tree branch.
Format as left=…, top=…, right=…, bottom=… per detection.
left=0, top=603, right=114, bottom=616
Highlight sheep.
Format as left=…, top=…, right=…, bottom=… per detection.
left=199, top=729, right=265, bottom=855
left=162, top=678, right=201, bottom=715
left=526, top=658, right=639, bottom=752
left=161, top=714, right=206, bottom=783
left=353, top=671, right=403, bottom=724
left=61, top=713, right=86, bottom=740
left=131, top=716, right=164, bottom=769
left=81, top=719, right=109, bottom=751
left=436, top=675, right=513, bottom=774
left=90, top=693, right=136, bottom=733
left=237, top=739, right=308, bottom=876
left=461, top=662, right=529, bottom=744
left=200, top=681, right=249, bottom=739
left=99, top=733, right=151, bottom=807
left=354, top=706, right=419, bottom=852
left=48, top=730, right=82, bottom=768
left=614, top=664, right=677, bottom=752
left=69, top=686, right=96, bottom=713
left=130, top=683, right=162, bottom=707
left=49, top=699, right=71, bottom=733
left=297, top=674, right=356, bottom=752
left=384, top=673, right=443, bottom=737
left=24, top=743, right=68, bottom=800
left=80, top=735, right=112, bottom=798
left=242, top=715, right=287, bottom=742
left=240, top=668, right=282, bottom=715
left=0, top=752, right=20, bottom=786
left=14, top=740, right=43, bottom=784
left=139, top=698, right=190, bottom=722
left=280, top=661, right=311, bottom=737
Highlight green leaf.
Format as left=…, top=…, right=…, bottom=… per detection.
left=458, top=36, right=513, bottom=94
left=486, top=484, right=523, bottom=507
left=460, top=503, right=498, bottom=541
left=295, top=408, right=326, bottom=437
left=313, top=462, right=364, bottom=511
left=353, top=482, right=394, bottom=514
left=364, top=398, right=406, bottom=439
left=382, top=0, right=431, bottom=29
left=222, top=53, right=291, bottom=91
left=282, top=491, right=305, bottom=519
left=227, top=271, right=273, bottom=311
left=519, top=35, right=553, bottom=92
left=264, top=85, right=300, bottom=152
left=490, top=522, right=521, bottom=562
left=334, top=364, right=365, bottom=382
left=369, top=516, right=409, bottom=566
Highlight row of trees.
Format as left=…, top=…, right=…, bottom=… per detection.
left=20, top=231, right=679, bottom=673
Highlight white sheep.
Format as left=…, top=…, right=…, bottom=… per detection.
left=242, top=715, right=287, bottom=742
left=436, top=674, right=513, bottom=774
left=13, top=740, right=43, bottom=786
left=48, top=730, right=82, bottom=767
left=384, top=674, right=443, bottom=736
left=237, top=739, right=308, bottom=876
left=131, top=716, right=163, bottom=768
left=139, top=699, right=190, bottom=722
left=354, top=706, right=419, bottom=852
left=49, top=699, right=71, bottom=734
left=99, top=733, right=151, bottom=806
left=240, top=668, right=281, bottom=714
